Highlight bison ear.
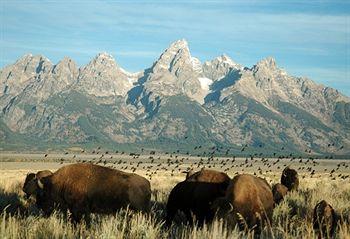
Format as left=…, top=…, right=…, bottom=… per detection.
left=26, top=173, right=36, bottom=181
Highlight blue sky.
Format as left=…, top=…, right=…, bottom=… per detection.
left=1, top=0, right=349, bottom=96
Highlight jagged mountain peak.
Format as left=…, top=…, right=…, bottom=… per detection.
left=15, top=54, right=52, bottom=69
left=75, top=52, right=133, bottom=97
left=55, top=56, right=76, bottom=68
left=216, top=54, right=238, bottom=66
left=127, top=39, right=207, bottom=109
left=95, top=52, right=115, bottom=60
left=202, top=54, right=241, bottom=82
left=1, top=54, right=52, bottom=85
left=59, top=56, right=74, bottom=63
left=52, top=56, right=78, bottom=75
left=168, top=39, right=189, bottom=52
left=152, top=39, right=194, bottom=72
left=16, top=53, right=50, bottom=63
left=86, top=52, right=117, bottom=68
left=254, top=56, right=277, bottom=70
left=1, top=43, right=349, bottom=154
left=159, top=39, right=190, bottom=60
left=15, top=53, right=33, bottom=63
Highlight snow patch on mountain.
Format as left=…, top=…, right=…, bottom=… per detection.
left=198, top=77, right=213, bottom=91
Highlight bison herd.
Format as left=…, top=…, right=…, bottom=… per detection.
left=23, top=163, right=340, bottom=238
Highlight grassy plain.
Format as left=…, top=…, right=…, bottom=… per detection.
left=0, top=153, right=349, bottom=238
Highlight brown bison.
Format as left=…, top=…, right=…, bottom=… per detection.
left=185, top=168, right=231, bottom=184
left=313, top=200, right=338, bottom=239
left=211, top=174, right=274, bottom=237
left=166, top=180, right=229, bottom=226
left=272, top=183, right=288, bottom=205
left=281, top=166, right=299, bottom=191
left=23, top=170, right=53, bottom=199
left=35, top=163, right=151, bottom=223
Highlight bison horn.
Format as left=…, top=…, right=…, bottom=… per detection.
left=228, top=202, right=233, bottom=213
left=37, top=179, right=44, bottom=189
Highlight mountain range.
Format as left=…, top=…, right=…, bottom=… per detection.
left=1, top=39, right=349, bottom=156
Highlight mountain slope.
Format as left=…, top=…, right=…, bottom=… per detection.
left=1, top=40, right=349, bottom=155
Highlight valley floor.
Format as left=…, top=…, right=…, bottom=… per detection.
left=0, top=153, right=349, bottom=238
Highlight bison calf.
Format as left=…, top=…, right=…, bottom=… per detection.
left=35, top=163, right=151, bottom=223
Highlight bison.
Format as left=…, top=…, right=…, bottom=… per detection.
left=272, top=183, right=288, bottom=205
left=185, top=168, right=231, bottom=184
left=313, top=200, right=339, bottom=239
left=35, top=163, right=151, bottom=223
left=281, top=166, right=299, bottom=191
left=23, top=170, right=53, bottom=199
left=211, top=174, right=274, bottom=237
left=166, top=180, right=229, bottom=226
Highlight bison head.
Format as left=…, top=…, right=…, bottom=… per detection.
left=281, top=167, right=299, bottom=191
left=36, top=177, right=55, bottom=217
left=23, top=171, right=53, bottom=199
left=23, top=173, right=38, bottom=199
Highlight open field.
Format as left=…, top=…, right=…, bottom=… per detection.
left=0, top=153, right=350, bottom=238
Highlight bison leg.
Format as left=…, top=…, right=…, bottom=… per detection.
left=165, top=207, right=176, bottom=227
left=83, top=213, right=91, bottom=227
left=70, top=209, right=83, bottom=224
left=128, top=187, right=151, bottom=212
left=195, top=211, right=209, bottom=227
left=185, top=211, right=194, bottom=226
left=70, top=208, right=91, bottom=226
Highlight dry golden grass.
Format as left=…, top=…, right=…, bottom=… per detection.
left=0, top=155, right=349, bottom=239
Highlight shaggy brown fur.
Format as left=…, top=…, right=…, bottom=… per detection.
left=23, top=170, right=53, bottom=199
left=313, top=200, right=338, bottom=239
left=212, top=174, right=274, bottom=237
left=36, top=163, right=151, bottom=223
left=272, top=183, right=288, bottom=205
left=281, top=166, right=299, bottom=191
left=185, top=168, right=231, bottom=184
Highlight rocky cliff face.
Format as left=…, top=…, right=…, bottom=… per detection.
left=1, top=40, right=349, bottom=155
left=75, top=53, right=137, bottom=98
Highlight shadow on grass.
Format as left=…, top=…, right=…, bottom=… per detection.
left=0, top=188, right=27, bottom=215
left=0, top=182, right=41, bottom=217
